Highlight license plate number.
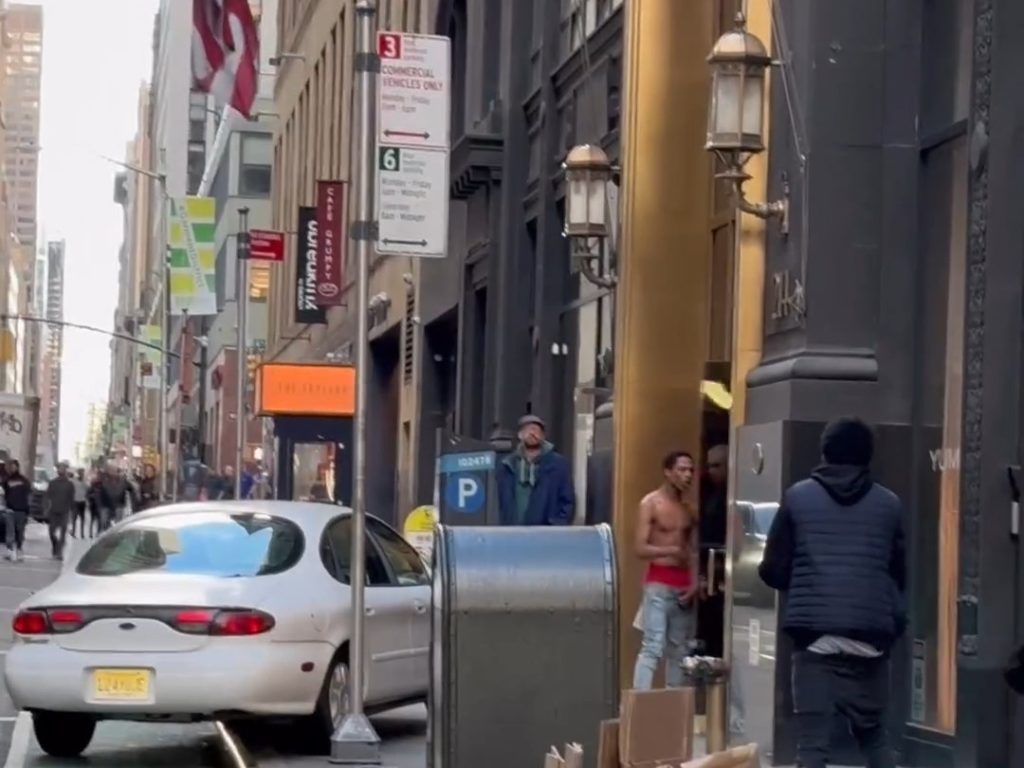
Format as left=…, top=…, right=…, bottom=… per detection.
left=92, top=669, right=151, bottom=701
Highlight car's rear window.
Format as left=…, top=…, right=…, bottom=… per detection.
left=77, top=511, right=304, bottom=577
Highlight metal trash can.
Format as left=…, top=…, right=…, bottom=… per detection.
left=680, top=656, right=730, bottom=754
left=430, top=524, right=618, bottom=768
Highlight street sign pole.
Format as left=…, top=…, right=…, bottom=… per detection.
left=331, top=0, right=381, bottom=764
left=235, top=207, right=250, bottom=500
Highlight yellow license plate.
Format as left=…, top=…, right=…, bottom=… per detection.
left=92, top=669, right=151, bottom=701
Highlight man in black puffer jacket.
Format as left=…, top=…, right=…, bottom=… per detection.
left=760, top=417, right=905, bottom=768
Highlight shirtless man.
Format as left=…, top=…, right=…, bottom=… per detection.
left=632, top=450, right=699, bottom=689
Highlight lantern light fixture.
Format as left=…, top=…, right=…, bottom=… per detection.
left=706, top=13, right=788, bottom=233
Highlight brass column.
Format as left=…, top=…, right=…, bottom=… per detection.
left=613, top=0, right=715, bottom=688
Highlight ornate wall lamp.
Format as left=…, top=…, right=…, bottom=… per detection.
left=705, top=14, right=788, bottom=235
left=562, top=143, right=618, bottom=289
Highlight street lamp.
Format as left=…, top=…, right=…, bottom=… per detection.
left=705, top=13, right=788, bottom=233
left=561, top=143, right=617, bottom=289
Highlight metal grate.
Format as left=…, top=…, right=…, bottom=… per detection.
left=403, top=290, right=415, bottom=384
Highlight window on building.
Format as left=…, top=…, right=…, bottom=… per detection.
left=239, top=134, right=272, bottom=197
left=560, top=0, right=618, bottom=57
left=249, top=263, right=270, bottom=301
left=186, top=141, right=205, bottom=196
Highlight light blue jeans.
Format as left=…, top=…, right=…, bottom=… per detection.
left=633, top=582, right=695, bottom=689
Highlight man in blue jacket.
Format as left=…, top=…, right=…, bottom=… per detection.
left=497, top=414, right=575, bottom=526
left=759, top=417, right=905, bottom=768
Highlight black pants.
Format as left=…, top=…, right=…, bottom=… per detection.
left=792, top=650, right=896, bottom=768
left=70, top=501, right=87, bottom=537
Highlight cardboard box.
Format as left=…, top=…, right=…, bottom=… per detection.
left=597, top=720, right=620, bottom=768
left=545, top=742, right=584, bottom=768
left=619, top=688, right=695, bottom=766
left=673, top=743, right=759, bottom=768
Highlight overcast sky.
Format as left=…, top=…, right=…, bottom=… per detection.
left=32, top=0, right=160, bottom=460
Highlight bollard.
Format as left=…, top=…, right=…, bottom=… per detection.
left=430, top=524, right=618, bottom=768
left=680, top=656, right=730, bottom=754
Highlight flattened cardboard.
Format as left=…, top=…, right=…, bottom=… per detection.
left=619, top=688, right=695, bottom=765
left=545, top=747, right=565, bottom=768
left=563, top=742, right=584, bottom=768
left=675, top=743, right=759, bottom=768
left=597, top=720, right=620, bottom=768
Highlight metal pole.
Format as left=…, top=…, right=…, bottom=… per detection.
left=157, top=182, right=169, bottom=499
left=171, top=309, right=188, bottom=504
left=331, top=0, right=380, bottom=763
left=197, top=320, right=208, bottom=465
left=160, top=242, right=171, bottom=500
left=235, top=208, right=250, bottom=499
left=126, top=356, right=135, bottom=473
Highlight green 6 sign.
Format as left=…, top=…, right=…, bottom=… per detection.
left=378, top=146, right=401, bottom=172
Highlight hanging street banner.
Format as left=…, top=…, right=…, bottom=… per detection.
left=249, top=229, right=285, bottom=262
left=315, top=180, right=347, bottom=306
left=375, top=32, right=450, bottom=259
left=168, top=196, right=217, bottom=315
left=140, top=324, right=163, bottom=390
left=296, top=206, right=328, bottom=325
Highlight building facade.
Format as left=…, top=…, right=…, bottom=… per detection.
left=266, top=0, right=433, bottom=523
left=108, top=85, right=155, bottom=465
left=192, top=112, right=275, bottom=471
left=3, top=4, right=41, bottom=252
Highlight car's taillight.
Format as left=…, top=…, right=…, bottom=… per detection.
left=47, top=609, right=85, bottom=633
left=170, top=609, right=273, bottom=636
left=13, top=610, right=49, bottom=635
left=211, top=610, right=275, bottom=636
left=172, top=609, right=216, bottom=634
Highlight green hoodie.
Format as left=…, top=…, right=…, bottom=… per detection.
left=505, top=441, right=554, bottom=525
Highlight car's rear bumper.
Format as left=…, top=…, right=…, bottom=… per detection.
left=5, top=640, right=333, bottom=718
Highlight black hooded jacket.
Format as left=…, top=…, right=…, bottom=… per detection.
left=759, top=464, right=907, bottom=650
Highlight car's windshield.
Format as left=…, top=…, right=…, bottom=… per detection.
left=77, top=511, right=304, bottom=578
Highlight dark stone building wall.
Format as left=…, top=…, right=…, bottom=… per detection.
left=415, top=0, right=623, bottom=504
left=736, top=0, right=1024, bottom=765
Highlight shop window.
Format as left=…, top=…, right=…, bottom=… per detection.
left=292, top=442, right=337, bottom=502
left=911, top=134, right=966, bottom=734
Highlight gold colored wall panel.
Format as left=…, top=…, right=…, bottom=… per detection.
left=613, top=0, right=715, bottom=688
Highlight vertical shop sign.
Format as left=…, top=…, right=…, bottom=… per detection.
left=315, top=180, right=347, bottom=306
left=296, top=207, right=327, bottom=325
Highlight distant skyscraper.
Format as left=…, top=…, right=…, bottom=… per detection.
left=37, top=240, right=63, bottom=464
left=3, top=4, right=43, bottom=251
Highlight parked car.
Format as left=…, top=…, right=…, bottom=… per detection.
left=5, top=501, right=431, bottom=758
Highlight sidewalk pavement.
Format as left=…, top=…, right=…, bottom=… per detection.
left=246, top=706, right=426, bottom=768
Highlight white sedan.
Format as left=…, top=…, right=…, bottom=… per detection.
left=5, top=501, right=431, bottom=758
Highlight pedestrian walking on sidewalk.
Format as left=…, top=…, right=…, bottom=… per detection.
left=99, top=464, right=130, bottom=531
left=70, top=468, right=88, bottom=537
left=2, top=459, right=30, bottom=562
left=631, top=450, right=698, bottom=690
left=44, top=463, right=75, bottom=560
left=759, top=417, right=906, bottom=768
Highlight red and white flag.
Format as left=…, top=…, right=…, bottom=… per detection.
left=191, top=0, right=260, bottom=119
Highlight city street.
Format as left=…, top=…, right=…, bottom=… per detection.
left=0, top=524, right=427, bottom=768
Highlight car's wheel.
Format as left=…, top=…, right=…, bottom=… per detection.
left=33, top=711, right=96, bottom=758
left=299, top=654, right=351, bottom=752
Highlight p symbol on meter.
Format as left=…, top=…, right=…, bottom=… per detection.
left=446, top=472, right=485, bottom=514
left=458, top=477, right=477, bottom=507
